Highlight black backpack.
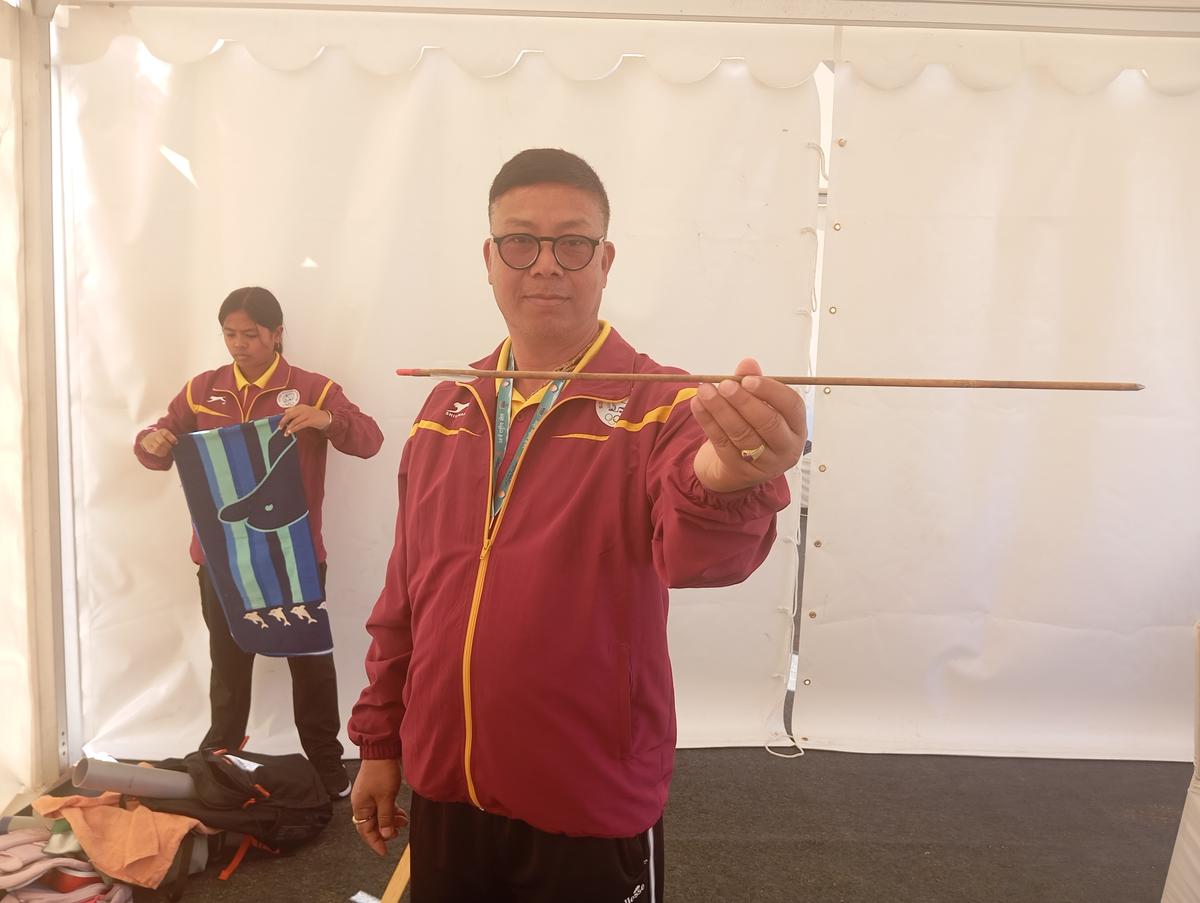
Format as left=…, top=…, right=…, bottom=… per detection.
left=139, top=749, right=332, bottom=855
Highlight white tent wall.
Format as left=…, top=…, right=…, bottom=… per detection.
left=13, top=2, right=1196, bottom=779
left=798, top=46, right=1200, bottom=759
left=57, top=21, right=819, bottom=759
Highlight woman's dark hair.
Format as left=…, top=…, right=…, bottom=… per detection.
left=488, top=148, right=610, bottom=230
left=218, top=286, right=284, bottom=353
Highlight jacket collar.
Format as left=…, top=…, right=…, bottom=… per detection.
left=466, top=322, right=634, bottom=405
left=217, top=355, right=292, bottom=393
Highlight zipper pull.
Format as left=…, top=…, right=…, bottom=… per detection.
left=480, top=538, right=493, bottom=560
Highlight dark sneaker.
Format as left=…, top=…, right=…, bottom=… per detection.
left=317, top=761, right=351, bottom=799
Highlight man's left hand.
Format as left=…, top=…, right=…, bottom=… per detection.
left=279, top=404, right=333, bottom=437
left=690, top=358, right=808, bottom=493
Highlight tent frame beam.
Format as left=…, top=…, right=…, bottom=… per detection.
left=11, top=0, right=70, bottom=813
left=49, top=0, right=1200, bottom=39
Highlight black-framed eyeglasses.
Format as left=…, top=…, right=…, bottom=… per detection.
left=491, top=233, right=605, bottom=272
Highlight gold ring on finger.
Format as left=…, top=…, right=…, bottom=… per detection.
left=351, top=814, right=376, bottom=826
left=740, top=444, right=767, bottom=462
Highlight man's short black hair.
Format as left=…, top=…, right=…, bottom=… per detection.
left=488, top=148, right=610, bottom=230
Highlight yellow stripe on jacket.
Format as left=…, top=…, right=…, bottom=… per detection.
left=613, top=388, right=697, bottom=432
left=410, top=420, right=479, bottom=438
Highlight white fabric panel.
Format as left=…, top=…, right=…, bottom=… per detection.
left=60, top=35, right=817, bottom=758
left=841, top=27, right=1200, bottom=95
left=798, top=63, right=1199, bottom=760
left=0, top=2, right=33, bottom=813
left=1161, top=624, right=1200, bottom=902
left=675, top=468, right=804, bottom=748
left=54, top=9, right=1200, bottom=95
left=56, top=6, right=834, bottom=86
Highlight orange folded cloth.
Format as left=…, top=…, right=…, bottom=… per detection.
left=31, top=793, right=199, bottom=889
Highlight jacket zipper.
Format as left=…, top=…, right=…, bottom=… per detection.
left=457, top=382, right=495, bottom=808
left=455, top=385, right=626, bottom=809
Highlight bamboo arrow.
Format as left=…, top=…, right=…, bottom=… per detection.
left=396, top=368, right=1143, bottom=392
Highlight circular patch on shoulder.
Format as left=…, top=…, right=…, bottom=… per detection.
left=276, top=388, right=301, bottom=409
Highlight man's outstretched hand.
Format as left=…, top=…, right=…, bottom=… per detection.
left=690, top=358, right=807, bottom=493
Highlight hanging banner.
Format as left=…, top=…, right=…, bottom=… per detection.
left=173, top=415, right=331, bottom=657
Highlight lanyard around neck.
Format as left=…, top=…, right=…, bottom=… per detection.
left=492, top=348, right=566, bottom=517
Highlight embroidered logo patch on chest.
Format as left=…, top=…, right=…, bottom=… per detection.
left=276, top=388, right=301, bottom=409
left=595, top=398, right=629, bottom=428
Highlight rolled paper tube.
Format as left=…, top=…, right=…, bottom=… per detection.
left=72, top=758, right=198, bottom=799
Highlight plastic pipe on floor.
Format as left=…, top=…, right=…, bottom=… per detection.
left=72, top=758, right=197, bottom=799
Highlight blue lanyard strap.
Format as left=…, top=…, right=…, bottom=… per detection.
left=492, top=349, right=565, bottom=517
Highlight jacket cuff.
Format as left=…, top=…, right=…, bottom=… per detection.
left=134, top=439, right=175, bottom=472
left=323, top=409, right=346, bottom=440
left=357, top=740, right=402, bottom=760
left=679, top=461, right=789, bottom=516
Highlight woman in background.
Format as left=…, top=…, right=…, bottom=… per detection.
left=134, top=286, right=383, bottom=798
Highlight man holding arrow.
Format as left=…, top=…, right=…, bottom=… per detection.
left=348, top=148, right=807, bottom=902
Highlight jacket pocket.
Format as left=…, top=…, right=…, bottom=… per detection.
left=615, top=642, right=633, bottom=760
